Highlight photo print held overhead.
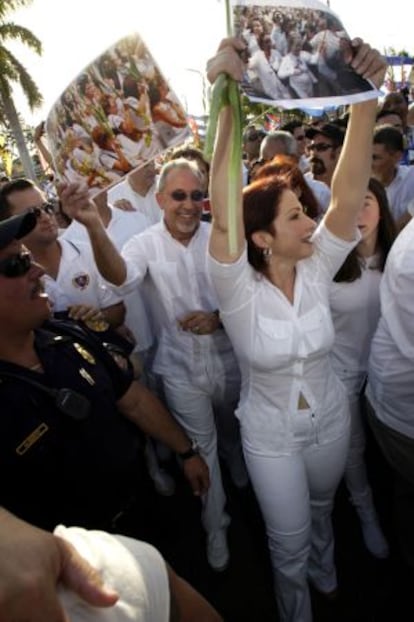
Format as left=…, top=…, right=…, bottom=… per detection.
left=46, top=33, right=191, bottom=196
left=204, top=0, right=382, bottom=255
left=233, top=0, right=381, bottom=109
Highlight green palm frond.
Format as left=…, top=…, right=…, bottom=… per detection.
left=0, top=0, right=43, bottom=179
left=0, top=45, right=42, bottom=108
left=0, top=57, right=16, bottom=87
left=0, top=22, right=41, bottom=53
left=0, top=0, right=33, bottom=19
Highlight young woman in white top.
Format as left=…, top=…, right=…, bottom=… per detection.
left=330, top=178, right=396, bottom=559
left=206, top=37, right=386, bottom=622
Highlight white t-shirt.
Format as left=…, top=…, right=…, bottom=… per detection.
left=55, top=526, right=169, bottom=622
left=208, top=223, right=359, bottom=455
left=108, top=182, right=162, bottom=226
left=43, top=239, right=121, bottom=313
left=62, top=208, right=154, bottom=352
left=330, top=256, right=382, bottom=393
left=366, top=218, right=414, bottom=438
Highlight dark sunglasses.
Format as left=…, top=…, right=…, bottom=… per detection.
left=170, top=189, right=204, bottom=202
left=30, top=202, right=55, bottom=218
left=0, top=251, right=32, bottom=278
left=308, top=142, right=335, bottom=153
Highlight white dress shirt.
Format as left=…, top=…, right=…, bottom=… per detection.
left=385, top=165, right=414, bottom=221
left=115, top=221, right=237, bottom=379
left=305, top=174, right=332, bottom=214
left=366, top=219, right=414, bottom=438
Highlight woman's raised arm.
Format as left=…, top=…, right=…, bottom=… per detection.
left=207, top=38, right=247, bottom=263
left=324, top=40, right=387, bottom=241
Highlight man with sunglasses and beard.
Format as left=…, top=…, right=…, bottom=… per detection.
left=60, top=158, right=248, bottom=573
left=0, top=210, right=209, bottom=535
left=305, top=123, right=345, bottom=189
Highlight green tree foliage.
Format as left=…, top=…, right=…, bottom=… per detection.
left=0, top=0, right=43, bottom=179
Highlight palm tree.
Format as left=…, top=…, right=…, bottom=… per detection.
left=0, top=0, right=42, bottom=180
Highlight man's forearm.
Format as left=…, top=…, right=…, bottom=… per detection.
left=87, top=221, right=127, bottom=285
left=102, top=302, right=125, bottom=328
left=119, top=382, right=192, bottom=454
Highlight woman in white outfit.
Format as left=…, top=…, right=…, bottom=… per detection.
left=330, top=177, right=396, bottom=558
left=206, top=37, right=386, bottom=622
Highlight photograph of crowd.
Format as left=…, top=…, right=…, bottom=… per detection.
left=233, top=1, right=377, bottom=106
left=46, top=33, right=190, bottom=193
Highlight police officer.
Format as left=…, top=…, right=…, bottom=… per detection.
left=0, top=211, right=209, bottom=532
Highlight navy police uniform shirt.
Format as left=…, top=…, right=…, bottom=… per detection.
left=0, top=320, right=144, bottom=531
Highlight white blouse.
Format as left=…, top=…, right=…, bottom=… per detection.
left=208, top=223, right=359, bottom=455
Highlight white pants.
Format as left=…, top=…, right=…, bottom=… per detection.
left=244, top=411, right=350, bottom=622
left=162, top=363, right=241, bottom=535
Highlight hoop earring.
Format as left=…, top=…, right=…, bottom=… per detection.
left=263, top=247, right=272, bottom=263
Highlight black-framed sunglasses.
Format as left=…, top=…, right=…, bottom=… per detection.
left=30, top=202, right=56, bottom=218
left=308, top=142, right=335, bottom=153
left=0, top=251, right=32, bottom=278
left=170, top=189, right=204, bottom=203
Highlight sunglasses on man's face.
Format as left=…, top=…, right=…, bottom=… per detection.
left=0, top=251, right=32, bottom=278
left=246, top=131, right=264, bottom=142
left=169, top=190, right=204, bottom=203
left=30, top=202, right=55, bottom=218
left=308, top=142, right=335, bottom=153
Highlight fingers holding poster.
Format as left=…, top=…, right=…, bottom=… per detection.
left=232, top=0, right=380, bottom=109
left=46, top=33, right=190, bottom=194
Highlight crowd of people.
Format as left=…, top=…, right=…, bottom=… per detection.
left=1, top=29, right=414, bottom=622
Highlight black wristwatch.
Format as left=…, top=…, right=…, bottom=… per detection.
left=179, top=438, right=200, bottom=461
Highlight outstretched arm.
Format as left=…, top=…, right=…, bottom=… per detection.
left=0, top=508, right=118, bottom=622
left=117, top=381, right=210, bottom=496
left=207, top=38, right=246, bottom=264
left=324, top=40, right=386, bottom=241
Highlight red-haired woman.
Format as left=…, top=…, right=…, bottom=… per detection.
left=206, top=37, right=386, bottom=622
left=253, top=154, right=321, bottom=221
